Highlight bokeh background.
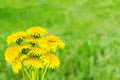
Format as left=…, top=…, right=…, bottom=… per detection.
left=0, top=0, right=120, bottom=80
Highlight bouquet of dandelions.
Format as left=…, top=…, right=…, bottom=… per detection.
left=5, top=26, right=65, bottom=80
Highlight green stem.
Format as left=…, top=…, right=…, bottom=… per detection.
left=36, top=69, right=39, bottom=80
left=32, top=70, right=37, bottom=80
left=22, top=69, right=25, bottom=80
left=32, top=71, right=34, bottom=80
left=23, top=68, right=31, bottom=80
left=41, top=66, right=48, bottom=80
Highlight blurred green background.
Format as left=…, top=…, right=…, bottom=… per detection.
left=0, top=0, right=120, bottom=80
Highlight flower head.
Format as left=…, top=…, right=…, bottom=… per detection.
left=5, top=46, right=21, bottom=63
left=39, top=35, right=65, bottom=52
left=24, top=36, right=39, bottom=43
left=7, top=31, right=27, bottom=45
left=42, top=53, right=60, bottom=69
left=28, top=47, right=45, bottom=56
left=12, top=59, right=22, bottom=74
left=27, top=26, right=47, bottom=37
left=23, top=58, right=43, bottom=69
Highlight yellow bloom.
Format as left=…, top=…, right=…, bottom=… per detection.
left=7, top=31, right=27, bottom=45
left=39, top=35, right=65, bottom=52
left=12, top=59, right=22, bottom=74
left=18, top=44, right=32, bottom=54
left=5, top=46, right=21, bottom=63
left=5, top=26, right=65, bottom=77
left=42, top=53, right=60, bottom=69
left=28, top=47, right=45, bottom=56
left=27, top=26, right=47, bottom=36
left=5, top=45, right=31, bottom=64
left=24, top=36, right=39, bottom=43
left=23, top=58, right=43, bottom=69
left=12, top=55, right=27, bottom=74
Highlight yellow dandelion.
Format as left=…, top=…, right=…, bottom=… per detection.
left=7, top=31, right=27, bottom=45
left=24, top=36, right=39, bottom=43
left=42, top=53, right=60, bottom=69
left=28, top=47, right=45, bottom=56
left=23, top=58, right=43, bottom=69
left=39, top=35, right=65, bottom=52
left=5, top=46, right=21, bottom=63
left=12, top=59, right=22, bottom=74
left=27, top=26, right=47, bottom=36
left=47, top=35, right=65, bottom=49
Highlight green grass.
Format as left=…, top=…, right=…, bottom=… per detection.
left=0, top=0, right=120, bottom=80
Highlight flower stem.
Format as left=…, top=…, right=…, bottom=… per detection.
left=36, top=69, right=39, bottom=80
left=23, top=68, right=31, bottom=80
left=41, top=66, right=48, bottom=80
left=22, top=69, right=25, bottom=80
left=32, top=70, right=35, bottom=80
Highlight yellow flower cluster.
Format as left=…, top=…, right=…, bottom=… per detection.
left=5, top=26, right=65, bottom=74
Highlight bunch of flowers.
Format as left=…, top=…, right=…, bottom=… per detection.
left=5, top=26, right=65, bottom=80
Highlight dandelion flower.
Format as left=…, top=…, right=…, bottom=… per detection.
left=24, top=36, right=39, bottom=43
left=5, top=46, right=21, bottom=63
left=39, top=35, right=65, bottom=52
left=23, top=58, right=43, bottom=69
left=7, top=31, right=27, bottom=45
left=12, top=59, right=22, bottom=74
left=42, top=53, right=60, bottom=69
left=28, top=47, right=45, bottom=56
left=27, top=26, right=47, bottom=37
